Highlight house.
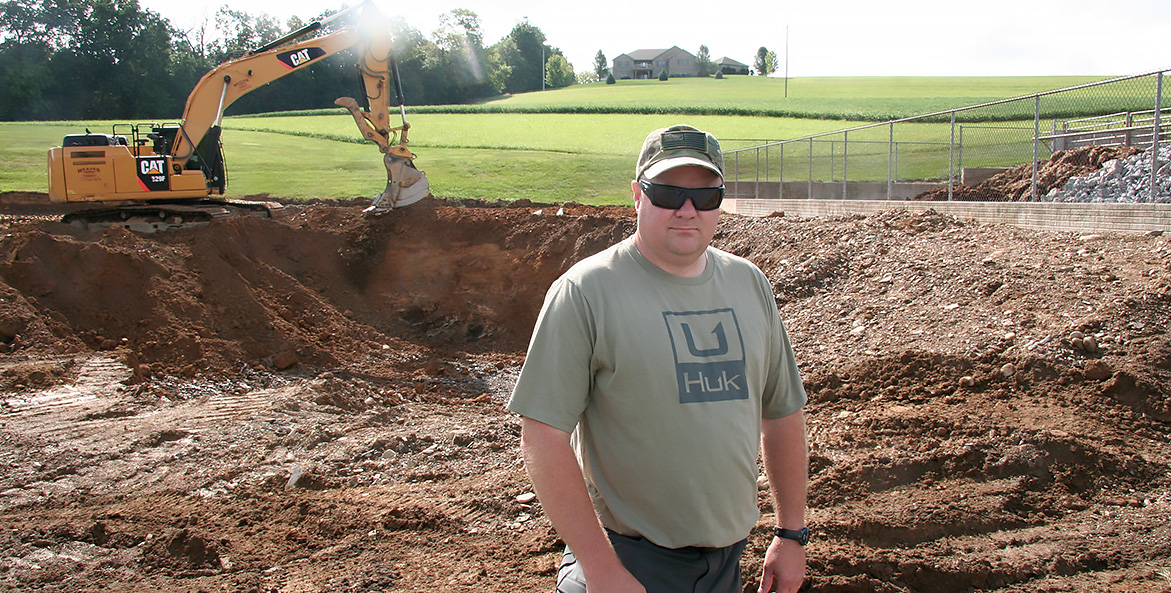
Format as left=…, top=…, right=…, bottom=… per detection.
left=611, top=47, right=699, bottom=79
left=716, top=56, right=750, bottom=75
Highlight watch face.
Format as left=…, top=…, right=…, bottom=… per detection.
left=796, top=527, right=810, bottom=545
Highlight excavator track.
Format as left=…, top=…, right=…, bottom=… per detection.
left=61, top=199, right=288, bottom=233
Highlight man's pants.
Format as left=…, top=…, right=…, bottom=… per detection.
left=556, top=530, right=748, bottom=593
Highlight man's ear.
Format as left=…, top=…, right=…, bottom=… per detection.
left=631, top=179, right=642, bottom=210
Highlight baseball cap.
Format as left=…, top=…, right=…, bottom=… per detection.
left=635, top=124, right=724, bottom=181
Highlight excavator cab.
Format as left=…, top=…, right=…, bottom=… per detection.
left=146, top=124, right=227, bottom=195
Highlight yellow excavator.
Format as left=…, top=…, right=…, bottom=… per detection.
left=47, top=1, right=428, bottom=232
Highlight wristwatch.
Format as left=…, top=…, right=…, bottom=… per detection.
left=772, top=526, right=810, bottom=546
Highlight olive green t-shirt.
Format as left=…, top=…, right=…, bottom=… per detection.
left=508, top=238, right=806, bottom=549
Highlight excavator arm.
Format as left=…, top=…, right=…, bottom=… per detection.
left=47, top=0, right=428, bottom=216
left=170, top=0, right=427, bottom=208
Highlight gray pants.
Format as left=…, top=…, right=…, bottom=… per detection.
left=556, top=530, right=747, bottom=593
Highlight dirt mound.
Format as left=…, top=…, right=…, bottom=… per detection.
left=1, top=195, right=1170, bottom=592
left=915, top=145, right=1143, bottom=201
left=0, top=197, right=633, bottom=381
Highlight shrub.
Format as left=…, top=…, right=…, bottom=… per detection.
left=659, top=70, right=669, bottom=81
left=606, top=72, right=615, bottom=85
left=715, top=71, right=724, bottom=80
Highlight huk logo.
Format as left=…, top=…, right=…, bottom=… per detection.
left=277, top=47, right=326, bottom=69
left=663, top=309, right=748, bottom=403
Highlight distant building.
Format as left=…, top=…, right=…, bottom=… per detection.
left=716, top=56, right=750, bottom=75
left=611, top=47, right=699, bottom=79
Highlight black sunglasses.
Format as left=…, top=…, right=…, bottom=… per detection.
left=638, top=179, right=725, bottom=211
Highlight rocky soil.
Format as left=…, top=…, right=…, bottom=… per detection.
left=1046, top=145, right=1171, bottom=203
left=0, top=190, right=1169, bottom=592
left=916, top=145, right=1144, bottom=202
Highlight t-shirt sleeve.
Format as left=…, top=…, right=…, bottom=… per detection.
left=507, top=276, right=596, bottom=433
left=757, top=270, right=807, bottom=419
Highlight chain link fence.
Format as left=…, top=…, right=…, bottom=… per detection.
left=723, top=70, right=1169, bottom=203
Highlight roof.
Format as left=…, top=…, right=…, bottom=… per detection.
left=716, top=56, right=748, bottom=67
left=620, top=46, right=693, bottom=61
left=625, top=48, right=671, bottom=60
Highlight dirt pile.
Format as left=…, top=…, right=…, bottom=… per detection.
left=0, top=197, right=633, bottom=382
left=915, top=145, right=1143, bottom=201
left=1, top=192, right=1170, bottom=592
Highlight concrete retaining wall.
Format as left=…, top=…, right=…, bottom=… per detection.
left=722, top=198, right=1171, bottom=234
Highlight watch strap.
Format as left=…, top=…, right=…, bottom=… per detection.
left=772, top=526, right=809, bottom=546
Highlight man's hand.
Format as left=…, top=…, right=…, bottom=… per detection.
left=757, top=537, right=805, bottom=593
left=521, top=418, right=646, bottom=593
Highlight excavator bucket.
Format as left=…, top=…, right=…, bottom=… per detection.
left=335, top=96, right=431, bottom=212
left=370, top=152, right=430, bottom=211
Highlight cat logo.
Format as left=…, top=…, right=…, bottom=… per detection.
left=136, top=156, right=170, bottom=191
left=139, top=159, right=166, bottom=176
left=278, top=47, right=326, bottom=69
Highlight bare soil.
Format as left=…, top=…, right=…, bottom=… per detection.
left=0, top=187, right=1169, bottom=593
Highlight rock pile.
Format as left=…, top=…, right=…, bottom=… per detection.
left=1045, top=145, right=1171, bottom=203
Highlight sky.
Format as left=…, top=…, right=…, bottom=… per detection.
left=138, top=0, right=1170, bottom=78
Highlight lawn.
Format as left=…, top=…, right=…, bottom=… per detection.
left=1, top=74, right=1143, bottom=203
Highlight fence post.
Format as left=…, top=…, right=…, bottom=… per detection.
left=755, top=148, right=761, bottom=199
left=949, top=112, right=956, bottom=201
left=1153, top=72, right=1163, bottom=201
left=1032, top=95, right=1040, bottom=200
left=958, top=124, right=964, bottom=187
left=888, top=122, right=894, bottom=200
left=779, top=143, right=784, bottom=199
left=734, top=151, right=740, bottom=197
left=843, top=131, right=849, bottom=200
left=764, top=144, right=769, bottom=194
left=808, top=138, right=813, bottom=199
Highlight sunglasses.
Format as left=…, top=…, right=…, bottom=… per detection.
left=638, top=179, right=725, bottom=211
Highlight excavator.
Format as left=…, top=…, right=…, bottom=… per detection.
left=46, top=1, right=429, bottom=232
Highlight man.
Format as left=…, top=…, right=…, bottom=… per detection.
left=508, top=124, right=808, bottom=593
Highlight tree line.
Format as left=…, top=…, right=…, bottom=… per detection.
left=0, top=0, right=575, bottom=121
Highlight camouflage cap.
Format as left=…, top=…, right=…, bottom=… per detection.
left=635, top=124, right=724, bottom=181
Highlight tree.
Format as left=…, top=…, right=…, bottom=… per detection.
left=754, top=46, right=770, bottom=76
left=485, top=45, right=511, bottom=94
left=434, top=8, right=483, bottom=50
left=0, top=0, right=44, bottom=45
left=214, top=7, right=283, bottom=56
left=593, top=49, right=608, bottom=79
left=658, top=68, right=668, bottom=81
left=426, top=9, right=495, bottom=102
left=490, top=20, right=547, bottom=93
left=606, top=72, right=615, bottom=85
left=696, top=44, right=712, bottom=77
left=764, top=50, right=779, bottom=76
left=545, top=54, right=574, bottom=88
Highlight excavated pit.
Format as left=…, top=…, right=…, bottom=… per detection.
left=0, top=191, right=1169, bottom=592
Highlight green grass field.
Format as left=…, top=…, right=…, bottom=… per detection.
left=0, top=75, right=1138, bottom=204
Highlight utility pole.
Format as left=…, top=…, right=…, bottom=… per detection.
left=784, top=26, right=789, bottom=98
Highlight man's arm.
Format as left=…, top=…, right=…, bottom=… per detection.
left=520, top=417, right=646, bottom=593
left=757, top=410, right=808, bottom=593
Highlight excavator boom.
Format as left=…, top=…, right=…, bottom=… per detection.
left=47, top=0, right=428, bottom=228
